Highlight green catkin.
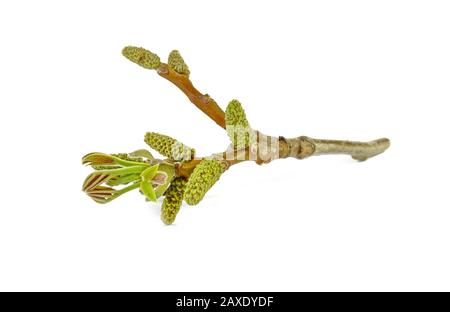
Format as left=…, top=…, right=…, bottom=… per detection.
left=122, top=46, right=161, bottom=69
left=161, top=178, right=187, bottom=225
left=225, top=99, right=253, bottom=148
left=144, top=132, right=195, bottom=161
left=168, top=50, right=190, bottom=76
left=184, top=159, right=224, bottom=205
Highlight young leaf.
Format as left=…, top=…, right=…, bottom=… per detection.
left=140, top=164, right=159, bottom=181
left=83, top=172, right=113, bottom=192
left=140, top=180, right=156, bottom=202
left=86, top=185, right=116, bottom=204
left=154, top=162, right=175, bottom=198
left=107, top=173, right=141, bottom=186
left=82, top=152, right=150, bottom=168
left=152, top=172, right=168, bottom=186
left=129, top=149, right=154, bottom=160
left=83, top=166, right=148, bottom=202
left=84, top=182, right=141, bottom=204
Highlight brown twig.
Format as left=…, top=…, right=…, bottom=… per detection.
left=175, top=135, right=390, bottom=179
left=156, top=64, right=226, bottom=129
left=147, top=54, right=390, bottom=178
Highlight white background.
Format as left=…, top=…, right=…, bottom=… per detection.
left=0, top=0, right=449, bottom=291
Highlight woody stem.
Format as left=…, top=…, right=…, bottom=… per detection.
left=176, top=136, right=390, bottom=178
left=156, top=64, right=226, bottom=129
left=307, top=137, right=391, bottom=161
left=154, top=62, right=389, bottom=177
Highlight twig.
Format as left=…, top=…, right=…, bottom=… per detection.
left=156, top=64, right=226, bottom=129
left=150, top=57, right=389, bottom=173
left=82, top=46, right=391, bottom=224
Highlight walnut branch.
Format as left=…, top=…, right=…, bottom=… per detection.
left=145, top=54, right=390, bottom=175
left=80, top=46, right=391, bottom=225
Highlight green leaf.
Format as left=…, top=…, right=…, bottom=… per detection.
left=140, top=164, right=159, bottom=181
left=140, top=180, right=156, bottom=202
left=82, top=152, right=150, bottom=168
left=82, top=165, right=147, bottom=204
left=129, top=149, right=154, bottom=160
left=154, top=162, right=175, bottom=197
left=85, top=185, right=116, bottom=204
left=84, top=182, right=140, bottom=204
left=83, top=172, right=113, bottom=192
left=107, top=173, right=141, bottom=186
left=83, top=166, right=146, bottom=192
left=152, top=172, right=168, bottom=185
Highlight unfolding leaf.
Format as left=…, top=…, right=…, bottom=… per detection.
left=82, top=166, right=147, bottom=191
left=86, top=185, right=116, bottom=204
left=82, top=153, right=116, bottom=166
left=84, top=182, right=140, bottom=204
left=129, top=149, right=154, bottom=160
left=154, top=162, right=175, bottom=197
left=107, top=173, right=140, bottom=186
left=140, top=164, right=159, bottom=181
left=140, top=180, right=156, bottom=202
left=83, top=172, right=112, bottom=192
left=82, top=152, right=150, bottom=168
left=152, top=172, right=168, bottom=186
